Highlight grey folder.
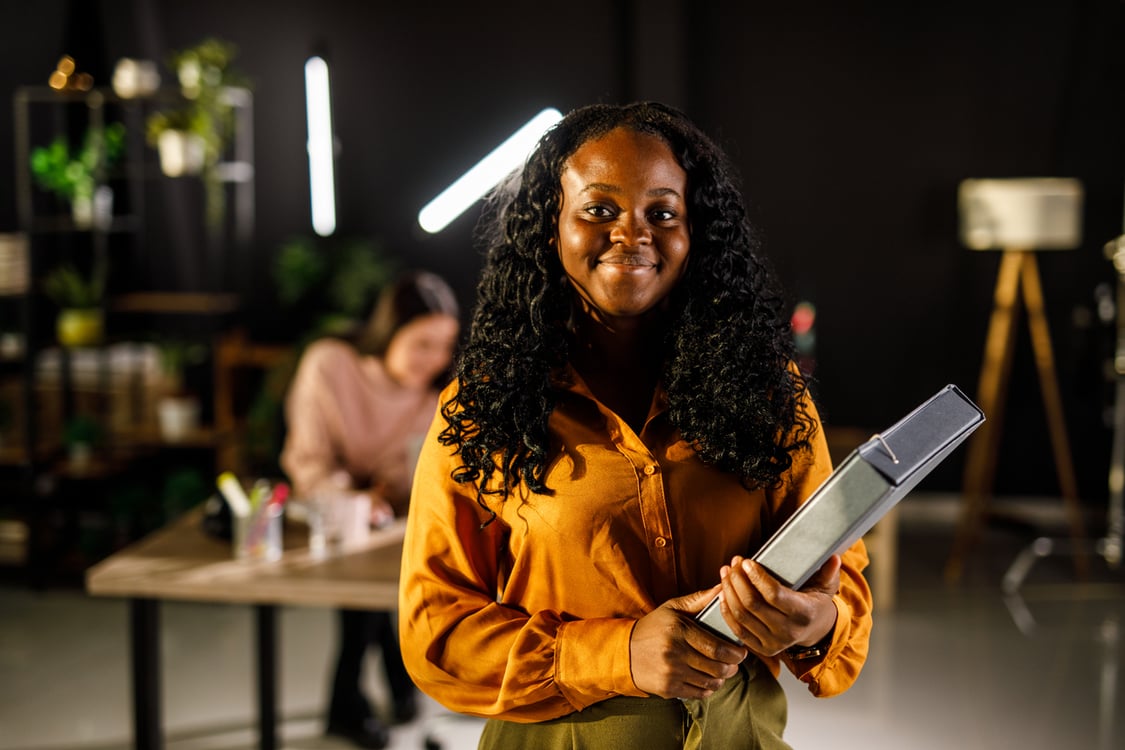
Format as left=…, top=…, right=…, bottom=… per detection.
left=696, top=384, right=985, bottom=643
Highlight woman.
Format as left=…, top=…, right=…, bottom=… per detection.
left=399, top=103, right=872, bottom=748
left=282, top=270, right=460, bottom=749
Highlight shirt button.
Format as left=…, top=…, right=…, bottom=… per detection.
left=643, top=464, right=657, bottom=475
left=654, top=537, right=667, bottom=548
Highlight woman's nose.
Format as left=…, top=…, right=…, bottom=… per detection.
left=609, top=212, right=652, bottom=246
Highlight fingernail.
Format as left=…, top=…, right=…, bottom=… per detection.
left=720, top=565, right=729, bottom=579
left=742, top=559, right=754, bottom=574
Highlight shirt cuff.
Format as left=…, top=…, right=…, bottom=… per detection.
left=555, top=618, right=647, bottom=710
left=787, top=596, right=848, bottom=672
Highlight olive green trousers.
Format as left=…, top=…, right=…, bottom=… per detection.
left=478, top=659, right=791, bottom=749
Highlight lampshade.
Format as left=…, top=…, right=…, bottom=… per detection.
left=958, top=178, right=1083, bottom=251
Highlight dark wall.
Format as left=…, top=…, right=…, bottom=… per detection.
left=689, top=0, right=1125, bottom=499
left=2, top=0, right=1123, bottom=501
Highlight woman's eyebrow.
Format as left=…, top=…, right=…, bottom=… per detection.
left=581, top=181, right=621, bottom=194
left=580, top=182, right=682, bottom=199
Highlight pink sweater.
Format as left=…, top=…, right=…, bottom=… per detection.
left=280, top=338, right=440, bottom=514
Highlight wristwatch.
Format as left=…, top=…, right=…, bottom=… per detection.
left=785, top=634, right=831, bottom=661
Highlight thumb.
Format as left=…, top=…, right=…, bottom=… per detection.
left=801, top=554, right=842, bottom=595
left=664, top=584, right=723, bottom=615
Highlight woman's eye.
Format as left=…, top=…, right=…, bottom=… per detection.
left=584, top=205, right=615, bottom=219
left=650, top=209, right=677, bottom=222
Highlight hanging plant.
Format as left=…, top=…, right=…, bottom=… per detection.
left=145, top=37, right=247, bottom=230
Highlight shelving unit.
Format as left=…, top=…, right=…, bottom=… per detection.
left=2, top=84, right=255, bottom=583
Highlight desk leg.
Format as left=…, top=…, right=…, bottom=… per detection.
left=256, top=604, right=278, bottom=750
left=131, top=598, right=162, bottom=750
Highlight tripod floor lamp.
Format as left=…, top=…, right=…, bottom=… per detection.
left=945, top=177, right=1088, bottom=583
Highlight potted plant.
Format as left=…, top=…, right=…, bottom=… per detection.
left=145, top=109, right=206, bottom=177
left=63, top=414, right=102, bottom=471
left=29, top=123, right=125, bottom=229
left=145, top=37, right=245, bottom=228
left=42, top=263, right=105, bottom=347
left=155, top=338, right=207, bottom=441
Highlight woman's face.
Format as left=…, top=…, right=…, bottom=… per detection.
left=384, top=313, right=459, bottom=389
left=556, top=126, right=690, bottom=328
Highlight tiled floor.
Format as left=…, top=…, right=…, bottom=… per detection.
left=1, top=494, right=1123, bottom=750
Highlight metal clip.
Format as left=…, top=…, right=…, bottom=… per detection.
left=873, top=433, right=899, bottom=464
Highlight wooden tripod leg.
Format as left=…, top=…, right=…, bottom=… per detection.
left=1020, top=255, right=1089, bottom=574
left=946, top=250, right=1024, bottom=583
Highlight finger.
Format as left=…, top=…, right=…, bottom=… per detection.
left=676, top=673, right=725, bottom=701
left=742, top=559, right=787, bottom=602
left=801, top=554, right=842, bottom=595
left=667, top=584, right=724, bottom=615
left=725, top=560, right=802, bottom=652
left=369, top=500, right=395, bottom=528
left=718, top=563, right=773, bottom=648
left=684, top=617, right=748, bottom=668
left=726, top=558, right=787, bottom=624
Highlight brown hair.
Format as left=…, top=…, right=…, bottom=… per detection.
left=356, top=270, right=459, bottom=357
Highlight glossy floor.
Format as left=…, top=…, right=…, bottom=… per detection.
left=1, top=494, right=1122, bottom=750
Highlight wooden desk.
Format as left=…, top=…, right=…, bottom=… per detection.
left=86, top=507, right=405, bottom=750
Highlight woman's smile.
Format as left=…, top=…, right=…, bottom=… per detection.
left=597, top=252, right=658, bottom=269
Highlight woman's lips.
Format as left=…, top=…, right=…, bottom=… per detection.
left=597, top=253, right=656, bottom=268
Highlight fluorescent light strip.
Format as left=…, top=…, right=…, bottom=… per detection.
left=418, top=107, right=563, bottom=234
left=305, top=56, right=336, bottom=237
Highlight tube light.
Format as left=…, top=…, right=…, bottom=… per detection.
left=305, top=55, right=336, bottom=237
left=418, top=107, right=563, bottom=234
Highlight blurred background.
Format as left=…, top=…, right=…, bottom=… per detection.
left=0, top=1, right=1123, bottom=748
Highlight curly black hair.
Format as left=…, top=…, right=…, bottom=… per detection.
left=440, top=102, right=817, bottom=516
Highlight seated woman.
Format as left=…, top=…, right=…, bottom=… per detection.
left=281, top=270, right=460, bottom=749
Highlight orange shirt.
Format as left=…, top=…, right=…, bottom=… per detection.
left=399, top=365, right=872, bottom=723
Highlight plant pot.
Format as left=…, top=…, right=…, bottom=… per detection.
left=68, top=442, right=93, bottom=472
left=71, top=194, right=93, bottom=229
left=111, top=58, right=161, bottom=99
left=158, top=396, right=200, bottom=441
left=57, top=308, right=103, bottom=348
left=157, top=130, right=206, bottom=177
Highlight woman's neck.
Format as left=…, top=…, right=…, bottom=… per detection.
left=568, top=308, right=666, bottom=432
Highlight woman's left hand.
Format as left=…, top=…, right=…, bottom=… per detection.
left=718, top=554, right=841, bottom=656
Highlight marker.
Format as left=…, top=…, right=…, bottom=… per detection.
left=267, top=482, right=290, bottom=508
left=248, top=479, right=271, bottom=510
left=217, top=472, right=252, bottom=518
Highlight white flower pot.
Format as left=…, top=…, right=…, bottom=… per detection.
left=157, top=130, right=206, bottom=177
left=157, top=396, right=200, bottom=441
left=112, top=58, right=161, bottom=99
left=71, top=194, right=93, bottom=229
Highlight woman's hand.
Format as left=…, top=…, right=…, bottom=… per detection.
left=629, top=587, right=749, bottom=700
left=719, top=554, right=841, bottom=656
left=368, top=485, right=395, bottom=528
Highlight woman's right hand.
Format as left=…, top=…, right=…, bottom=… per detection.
left=629, top=587, right=749, bottom=699
left=367, top=486, right=395, bottom=528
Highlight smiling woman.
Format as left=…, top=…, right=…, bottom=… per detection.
left=398, top=102, right=873, bottom=750
left=556, top=127, right=691, bottom=327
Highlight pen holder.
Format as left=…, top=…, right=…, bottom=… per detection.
left=234, top=503, right=283, bottom=562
